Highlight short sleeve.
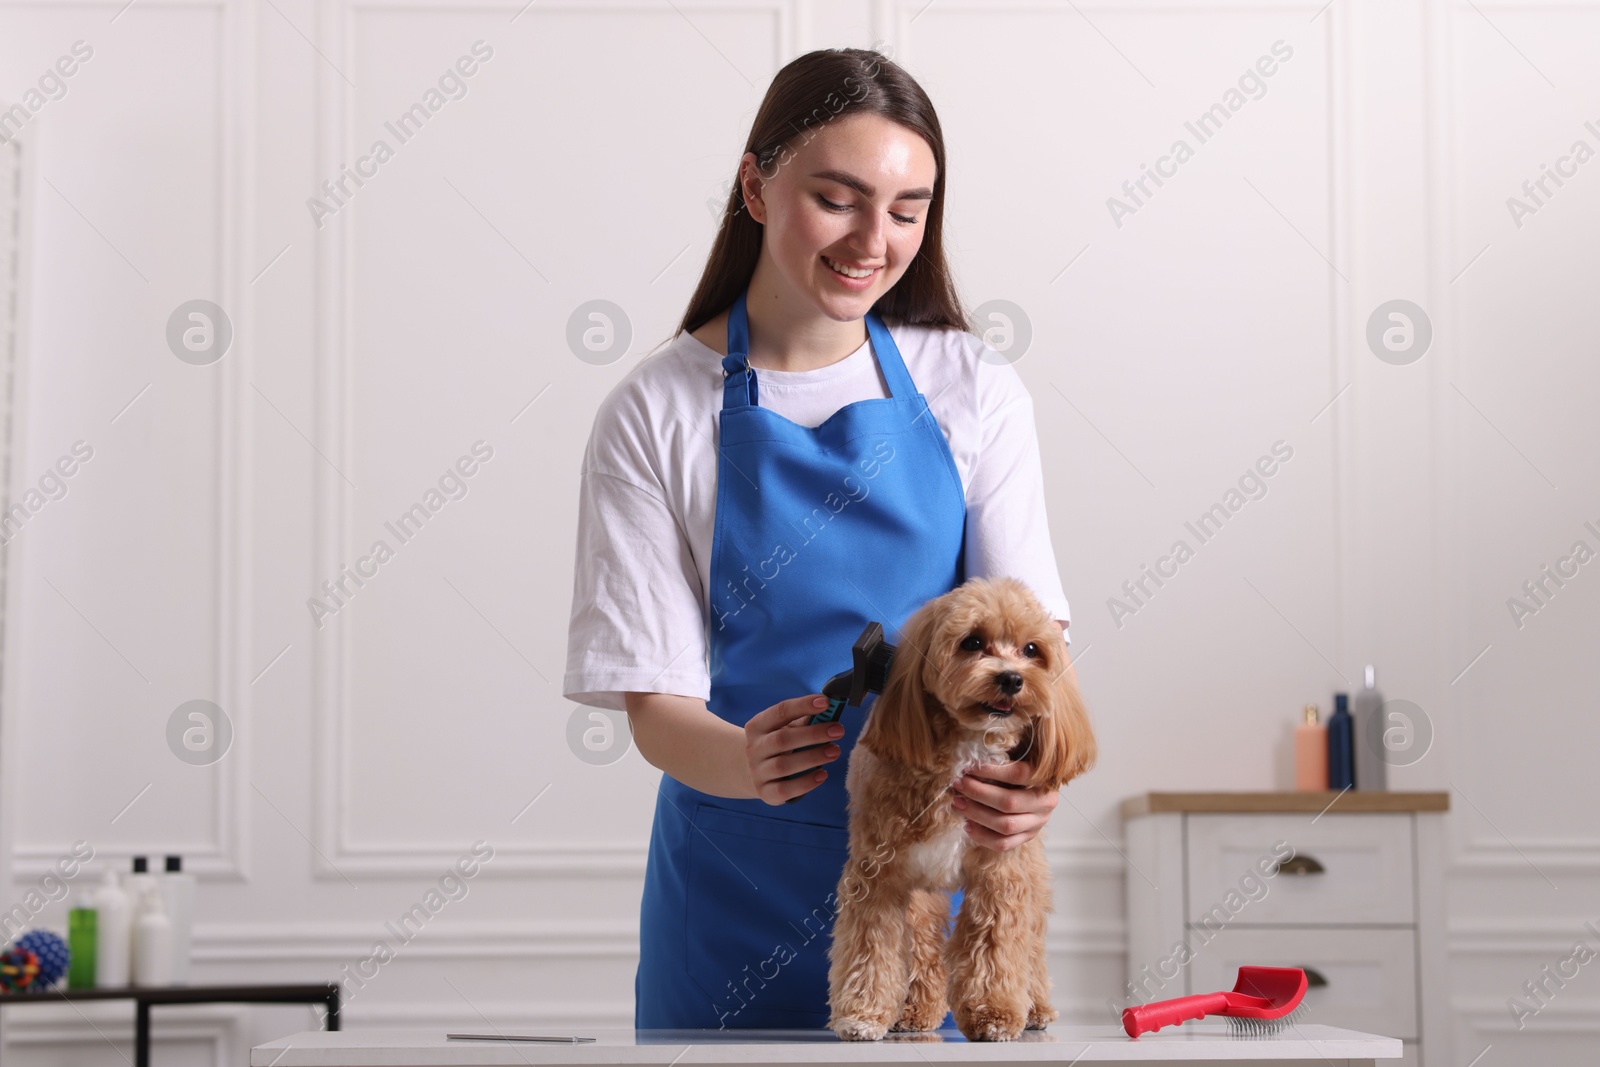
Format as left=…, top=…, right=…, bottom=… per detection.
left=962, top=349, right=1072, bottom=641
left=563, top=389, right=711, bottom=711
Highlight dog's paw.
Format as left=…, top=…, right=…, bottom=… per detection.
left=1024, top=1002, right=1058, bottom=1030
left=830, top=1016, right=890, bottom=1042
left=954, top=1003, right=1027, bottom=1042
left=890, top=1004, right=946, bottom=1033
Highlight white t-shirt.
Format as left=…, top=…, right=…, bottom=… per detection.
left=562, top=320, right=1071, bottom=712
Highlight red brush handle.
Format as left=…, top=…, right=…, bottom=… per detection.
left=1122, top=992, right=1231, bottom=1037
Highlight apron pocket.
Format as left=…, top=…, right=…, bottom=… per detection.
left=683, top=802, right=850, bottom=1019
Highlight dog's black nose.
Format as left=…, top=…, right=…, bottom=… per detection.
left=995, top=670, right=1023, bottom=695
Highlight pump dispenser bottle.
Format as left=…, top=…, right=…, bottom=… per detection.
left=1294, top=704, right=1328, bottom=791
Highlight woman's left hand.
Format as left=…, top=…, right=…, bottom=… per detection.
left=951, top=760, right=1059, bottom=852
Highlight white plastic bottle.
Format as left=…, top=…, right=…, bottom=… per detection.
left=126, top=855, right=157, bottom=913
left=132, top=885, right=173, bottom=986
left=161, top=855, right=196, bottom=984
left=92, top=869, right=131, bottom=988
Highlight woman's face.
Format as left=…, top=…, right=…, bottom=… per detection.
left=740, top=111, right=937, bottom=322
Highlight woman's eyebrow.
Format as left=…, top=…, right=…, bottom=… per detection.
left=810, top=169, right=933, bottom=201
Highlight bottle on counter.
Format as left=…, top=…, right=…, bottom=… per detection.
left=1352, top=665, right=1389, bottom=791
left=92, top=869, right=131, bottom=988
left=1293, top=704, right=1328, bottom=791
left=131, top=884, right=173, bottom=987
left=127, top=855, right=157, bottom=912
left=67, top=887, right=98, bottom=989
left=162, top=855, right=196, bottom=984
left=1326, top=692, right=1354, bottom=790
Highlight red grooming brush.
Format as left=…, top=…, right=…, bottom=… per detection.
left=1122, top=966, right=1309, bottom=1038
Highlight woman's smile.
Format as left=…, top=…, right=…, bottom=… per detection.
left=821, top=253, right=883, bottom=289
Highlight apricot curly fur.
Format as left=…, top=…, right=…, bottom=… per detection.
left=825, top=577, right=1095, bottom=1042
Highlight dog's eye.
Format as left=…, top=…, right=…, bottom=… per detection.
left=1023, top=642, right=1040, bottom=658
left=960, top=634, right=983, bottom=653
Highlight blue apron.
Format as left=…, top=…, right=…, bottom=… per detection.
left=634, top=288, right=968, bottom=1030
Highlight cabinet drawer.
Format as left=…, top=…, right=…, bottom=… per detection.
left=1186, top=927, right=1418, bottom=1040
left=1186, top=813, right=1414, bottom=925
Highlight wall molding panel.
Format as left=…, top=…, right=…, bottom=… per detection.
left=305, top=0, right=805, bottom=877
left=3, top=0, right=255, bottom=888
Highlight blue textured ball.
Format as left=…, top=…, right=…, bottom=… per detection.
left=14, top=930, right=69, bottom=988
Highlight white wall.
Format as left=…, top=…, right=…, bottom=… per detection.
left=0, top=1, right=1595, bottom=1064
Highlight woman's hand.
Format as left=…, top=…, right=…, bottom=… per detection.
left=744, top=695, right=845, bottom=805
left=950, top=760, right=1060, bottom=852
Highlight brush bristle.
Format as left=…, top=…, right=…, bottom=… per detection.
left=1227, top=1004, right=1306, bottom=1036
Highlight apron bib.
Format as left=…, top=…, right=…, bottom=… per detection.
left=635, top=288, right=967, bottom=1029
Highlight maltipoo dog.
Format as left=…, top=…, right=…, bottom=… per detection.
left=826, top=576, right=1096, bottom=1042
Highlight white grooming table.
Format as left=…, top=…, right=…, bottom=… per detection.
left=252, top=1023, right=1403, bottom=1066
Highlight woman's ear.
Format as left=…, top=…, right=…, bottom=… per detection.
left=859, top=604, right=940, bottom=769
left=1027, top=648, right=1097, bottom=791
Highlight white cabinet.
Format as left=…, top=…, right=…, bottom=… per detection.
left=1121, top=792, right=1450, bottom=1067
left=1186, top=814, right=1415, bottom=925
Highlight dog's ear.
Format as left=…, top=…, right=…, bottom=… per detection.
left=1026, top=644, right=1097, bottom=791
left=859, top=602, right=941, bottom=769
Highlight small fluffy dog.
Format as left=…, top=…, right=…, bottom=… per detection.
left=826, top=576, right=1096, bottom=1042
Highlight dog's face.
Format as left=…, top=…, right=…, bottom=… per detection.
left=860, top=576, right=1096, bottom=791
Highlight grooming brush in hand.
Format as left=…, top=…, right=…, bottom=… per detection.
left=1121, top=966, right=1309, bottom=1038
left=780, top=622, right=895, bottom=803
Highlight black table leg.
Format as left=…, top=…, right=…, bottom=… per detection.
left=135, top=999, right=150, bottom=1067
left=326, top=985, right=341, bottom=1031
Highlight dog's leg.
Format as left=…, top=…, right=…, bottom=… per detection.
left=827, top=860, right=911, bottom=1041
left=945, top=853, right=1033, bottom=1041
left=890, top=888, right=949, bottom=1032
left=1024, top=898, right=1058, bottom=1029
left=1021, top=840, right=1058, bottom=1029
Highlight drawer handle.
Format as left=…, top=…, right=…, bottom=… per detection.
left=1299, top=966, right=1330, bottom=988
left=1272, top=855, right=1325, bottom=876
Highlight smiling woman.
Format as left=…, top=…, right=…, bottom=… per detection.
left=563, top=45, right=1075, bottom=1034
left=678, top=58, right=967, bottom=372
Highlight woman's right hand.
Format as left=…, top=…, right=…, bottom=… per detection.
left=745, top=695, right=847, bottom=805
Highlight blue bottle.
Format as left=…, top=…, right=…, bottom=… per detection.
left=1326, top=692, right=1354, bottom=790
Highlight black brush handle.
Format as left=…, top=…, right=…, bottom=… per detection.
left=777, top=623, right=891, bottom=804
left=778, top=693, right=850, bottom=803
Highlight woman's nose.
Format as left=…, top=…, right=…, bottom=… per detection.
left=847, top=210, right=889, bottom=253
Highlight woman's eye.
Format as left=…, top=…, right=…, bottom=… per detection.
left=815, top=194, right=919, bottom=225
left=1023, top=642, right=1040, bottom=658
left=960, top=634, right=983, bottom=653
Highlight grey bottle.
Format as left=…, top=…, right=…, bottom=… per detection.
left=1352, top=664, right=1388, bottom=790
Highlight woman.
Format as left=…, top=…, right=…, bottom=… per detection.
left=563, top=47, right=1075, bottom=1030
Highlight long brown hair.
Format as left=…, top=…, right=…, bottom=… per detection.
left=677, top=47, right=971, bottom=337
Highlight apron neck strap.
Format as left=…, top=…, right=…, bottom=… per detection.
left=721, top=290, right=759, bottom=408
left=864, top=307, right=914, bottom=397
left=721, top=288, right=914, bottom=410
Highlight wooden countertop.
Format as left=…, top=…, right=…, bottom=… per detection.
left=251, top=1024, right=1404, bottom=1065
left=1120, top=790, right=1450, bottom=820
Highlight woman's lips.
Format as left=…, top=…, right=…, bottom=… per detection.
left=822, top=254, right=881, bottom=290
